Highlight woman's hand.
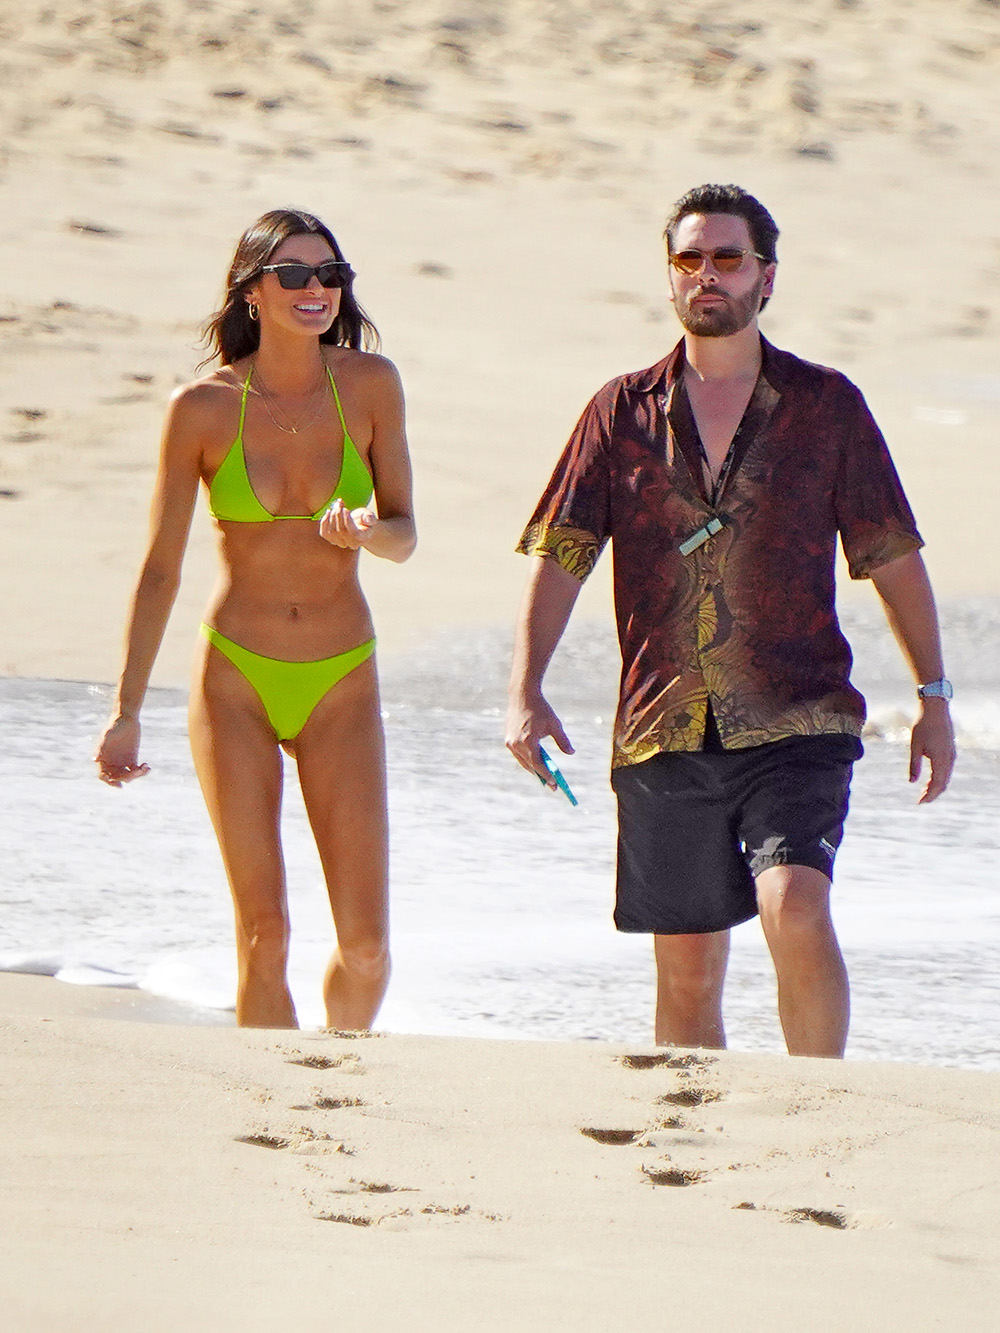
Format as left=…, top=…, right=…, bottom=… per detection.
left=94, top=716, right=150, bottom=788
left=319, top=499, right=377, bottom=549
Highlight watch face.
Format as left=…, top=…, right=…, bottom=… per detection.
left=920, top=679, right=953, bottom=700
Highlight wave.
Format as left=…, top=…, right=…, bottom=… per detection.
left=863, top=692, right=1000, bottom=750
left=0, top=950, right=236, bottom=1017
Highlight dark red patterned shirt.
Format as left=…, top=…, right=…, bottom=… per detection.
left=517, top=337, right=923, bottom=768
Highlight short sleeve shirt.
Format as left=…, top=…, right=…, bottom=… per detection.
left=517, top=337, right=923, bottom=769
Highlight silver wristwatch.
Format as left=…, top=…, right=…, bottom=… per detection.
left=917, top=678, right=953, bottom=701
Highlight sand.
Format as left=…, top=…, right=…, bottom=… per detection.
left=2, top=2, right=1000, bottom=1327
left=2, top=973, right=999, bottom=1332
left=1, top=0, right=999, bottom=683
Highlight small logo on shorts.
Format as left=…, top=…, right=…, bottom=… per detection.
left=819, top=838, right=835, bottom=857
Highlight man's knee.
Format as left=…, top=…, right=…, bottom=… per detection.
left=655, top=934, right=728, bottom=998
left=756, top=865, right=835, bottom=937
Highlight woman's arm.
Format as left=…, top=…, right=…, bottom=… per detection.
left=95, top=385, right=205, bottom=785
left=319, top=357, right=416, bottom=562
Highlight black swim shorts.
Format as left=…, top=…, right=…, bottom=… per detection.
left=610, top=726, right=862, bottom=936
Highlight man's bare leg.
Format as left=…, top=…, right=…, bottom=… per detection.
left=755, top=864, right=849, bottom=1058
left=653, top=930, right=730, bottom=1047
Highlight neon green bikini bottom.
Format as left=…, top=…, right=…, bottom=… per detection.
left=201, top=624, right=376, bottom=741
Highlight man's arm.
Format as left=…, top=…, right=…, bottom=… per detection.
left=506, top=556, right=583, bottom=785
left=869, top=549, right=956, bottom=803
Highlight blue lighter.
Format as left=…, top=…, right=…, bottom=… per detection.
left=537, top=745, right=579, bottom=806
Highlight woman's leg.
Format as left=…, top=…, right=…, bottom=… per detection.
left=292, top=657, right=390, bottom=1030
left=189, top=642, right=297, bottom=1029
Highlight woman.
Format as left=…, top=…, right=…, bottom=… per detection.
left=95, top=208, right=416, bottom=1030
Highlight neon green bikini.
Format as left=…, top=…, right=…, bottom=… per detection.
left=208, top=367, right=372, bottom=522
left=202, top=366, right=376, bottom=741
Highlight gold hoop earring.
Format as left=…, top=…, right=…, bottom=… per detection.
left=247, top=302, right=259, bottom=321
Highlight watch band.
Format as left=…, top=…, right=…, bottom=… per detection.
left=917, top=678, right=953, bottom=701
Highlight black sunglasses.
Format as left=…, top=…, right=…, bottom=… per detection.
left=257, top=261, right=355, bottom=290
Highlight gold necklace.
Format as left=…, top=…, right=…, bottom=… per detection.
left=251, top=363, right=328, bottom=435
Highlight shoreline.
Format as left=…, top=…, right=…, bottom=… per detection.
left=3, top=670, right=999, bottom=1070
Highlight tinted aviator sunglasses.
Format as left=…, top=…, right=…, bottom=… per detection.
left=669, top=247, right=767, bottom=275
left=257, top=260, right=355, bottom=289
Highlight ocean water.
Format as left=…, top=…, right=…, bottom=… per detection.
left=2, top=601, right=998, bottom=1070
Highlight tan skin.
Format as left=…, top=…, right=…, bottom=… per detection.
left=507, top=212, right=956, bottom=1058
left=95, top=232, right=416, bottom=1030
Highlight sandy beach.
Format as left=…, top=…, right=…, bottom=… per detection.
left=2, top=0, right=999, bottom=682
left=2, top=2, right=999, bottom=1327
left=3, top=973, right=999, bottom=1332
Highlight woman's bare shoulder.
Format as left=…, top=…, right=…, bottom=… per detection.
left=167, top=362, right=249, bottom=426
left=326, top=348, right=401, bottom=394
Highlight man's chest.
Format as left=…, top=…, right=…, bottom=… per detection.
left=683, top=373, right=758, bottom=477
left=605, top=395, right=841, bottom=544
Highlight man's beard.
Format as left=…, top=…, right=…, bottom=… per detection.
left=675, top=277, right=765, bottom=337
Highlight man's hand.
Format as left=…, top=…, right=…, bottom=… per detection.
left=507, top=555, right=583, bottom=787
left=868, top=550, right=956, bottom=804
left=909, top=700, right=956, bottom=803
left=506, top=693, right=574, bottom=789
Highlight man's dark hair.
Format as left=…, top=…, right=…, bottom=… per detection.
left=663, top=184, right=779, bottom=264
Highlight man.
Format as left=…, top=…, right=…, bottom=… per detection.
left=506, top=183, right=955, bottom=1058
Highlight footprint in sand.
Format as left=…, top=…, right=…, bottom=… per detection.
left=286, top=1052, right=362, bottom=1070
left=349, top=1181, right=415, bottom=1195
left=313, top=1202, right=484, bottom=1228
left=235, top=1128, right=353, bottom=1155
left=326, top=1029, right=383, bottom=1039
left=235, top=1132, right=291, bottom=1150
left=733, top=1202, right=888, bottom=1230
left=580, top=1127, right=645, bottom=1146
left=642, top=1163, right=706, bottom=1187
left=656, top=1086, right=722, bottom=1108
left=785, top=1206, right=849, bottom=1229
left=290, top=1094, right=366, bottom=1111
left=315, top=1210, right=383, bottom=1227
left=618, top=1052, right=717, bottom=1071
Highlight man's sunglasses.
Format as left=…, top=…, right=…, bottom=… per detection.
left=256, top=261, right=355, bottom=290
left=669, top=247, right=767, bottom=275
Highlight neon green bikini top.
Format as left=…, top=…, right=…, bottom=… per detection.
left=208, top=367, right=373, bottom=522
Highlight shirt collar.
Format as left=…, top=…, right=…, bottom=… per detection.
left=622, top=334, right=791, bottom=396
